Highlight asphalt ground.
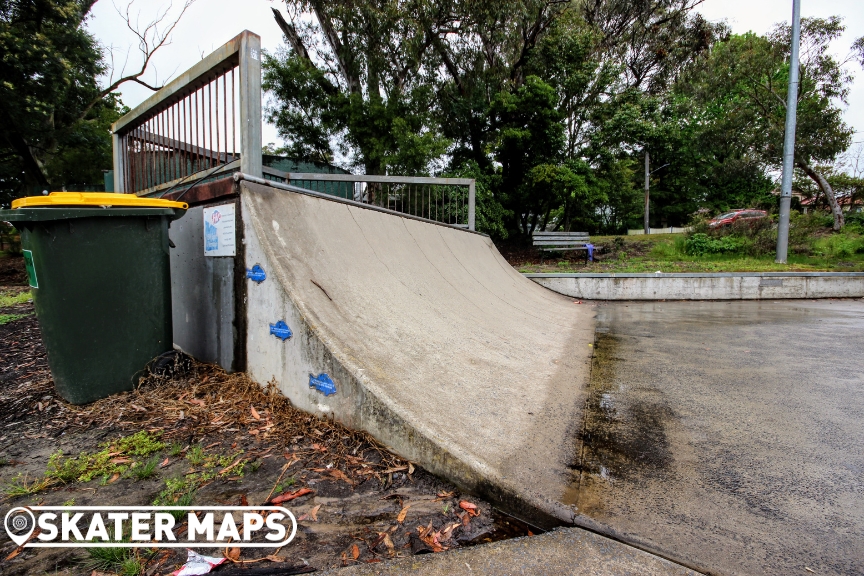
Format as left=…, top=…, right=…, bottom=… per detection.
left=568, top=299, right=864, bottom=575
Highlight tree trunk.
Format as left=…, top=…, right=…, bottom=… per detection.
left=796, top=158, right=844, bottom=230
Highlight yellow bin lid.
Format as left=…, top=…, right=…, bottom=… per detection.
left=11, top=192, right=188, bottom=210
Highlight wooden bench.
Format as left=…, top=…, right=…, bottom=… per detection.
left=532, top=231, right=594, bottom=262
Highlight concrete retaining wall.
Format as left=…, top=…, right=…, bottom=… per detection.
left=526, top=272, right=864, bottom=300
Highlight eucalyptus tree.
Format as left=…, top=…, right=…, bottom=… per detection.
left=266, top=0, right=450, bottom=175
left=681, top=17, right=855, bottom=229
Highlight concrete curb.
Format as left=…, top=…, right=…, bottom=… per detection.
left=525, top=272, right=864, bottom=300
left=321, top=527, right=701, bottom=576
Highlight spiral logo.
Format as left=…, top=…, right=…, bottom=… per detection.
left=4, top=507, right=35, bottom=546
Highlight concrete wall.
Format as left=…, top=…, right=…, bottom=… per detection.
left=241, top=198, right=353, bottom=419
left=168, top=202, right=240, bottom=370
left=526, top=272, right=864, bottom=300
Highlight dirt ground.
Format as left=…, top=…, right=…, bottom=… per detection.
left=0, top=256, right=531, bottom=576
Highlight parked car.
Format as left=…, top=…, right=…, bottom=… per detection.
left=708, top=209, right=768, bottom=229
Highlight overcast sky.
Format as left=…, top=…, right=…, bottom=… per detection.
left=86, top=0, right=863, bottom=149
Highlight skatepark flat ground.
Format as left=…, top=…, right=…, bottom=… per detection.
left=570, top=299, right=864, bottom=575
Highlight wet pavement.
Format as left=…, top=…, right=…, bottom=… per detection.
left=569, top=299, right=864, bottom=575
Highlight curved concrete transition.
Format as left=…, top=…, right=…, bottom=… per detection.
left=239, top=181, right=594, bottom=528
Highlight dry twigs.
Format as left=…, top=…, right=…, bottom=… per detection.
left=66, top=359, right=406, bottom=473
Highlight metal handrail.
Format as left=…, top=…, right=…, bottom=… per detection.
left=110, top=29, right=476, bottom=231
left=237, top=173, right=482, bottom=235
left=262, top=167, right=476, bottom=231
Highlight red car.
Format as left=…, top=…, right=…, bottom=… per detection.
left=708, top=209, right=768, bottom=229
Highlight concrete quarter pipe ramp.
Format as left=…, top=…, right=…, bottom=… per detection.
left=239, top=180, right=595, bottom=526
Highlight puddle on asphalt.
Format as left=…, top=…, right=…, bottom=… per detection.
left=563, top=331, right=674, bottom=512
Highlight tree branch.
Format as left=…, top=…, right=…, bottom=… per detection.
left=80, top=0, right=196, bottom=120
left=272, top=7, right=311, bottom=62
left=797, top=155, right=844, bottom=229
left=309, top=0, right=360, bottom=94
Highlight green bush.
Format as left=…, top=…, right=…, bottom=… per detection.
left=684, top=233, right=748, bottom=256
left=814, top=233, right=864, bottom=258
left=845, top=211, right=864, bottom=232
left=0, top=223, right=21, bottom=256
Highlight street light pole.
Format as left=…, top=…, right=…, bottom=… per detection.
left=644, top=150, right=650, bottom=235
left=776, top=0, right=802, bottom=263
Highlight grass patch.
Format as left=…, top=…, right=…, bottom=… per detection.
left=0, top=313, right=31, bottom=325
left=186, top=445, right=206, bottom=466
left=82, top=545, right=144, bottom=576
left=3, top=431, right=166, bottom=498
left=0, top=290, right=31, bottom=308
left=274, top=476, right=296, bottom=494
left=46, top=430, right=166, bottom=485
left=2, top=474, right=52, bottom=497
left=128, top=457, right=159, bottom=482
left=521, top=226, right=864, bottom=274
left=154, top=444, right=250, bottom=517
left=153, top=477, right=198, bottom=520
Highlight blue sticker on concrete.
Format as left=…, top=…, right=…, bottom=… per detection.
left=309, top=373, right=337, bottom=396
left=247, top=264, right=267, bottom=283
left=269, top=320, right=293, bottom=340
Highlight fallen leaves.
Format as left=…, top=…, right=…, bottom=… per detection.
left=397, top=504, right=411, bottom=523
left=265, top=555, right=283, bottom=563
left=440, top=522, right=461, bottom=540
left=297, top=504, right=321, bottom=522
left=418, top=521, right=447, bottom=553
left=459, top=500, right=480, bottom=516
left=270, top=487, right=313, bottom=504
left=351, top=544, right=360, bottom=560
left=226, top=547, right=241, bottom=561
left=328, top=468, right=354, bottom=485
left=250, top=406, right=261, bottom=420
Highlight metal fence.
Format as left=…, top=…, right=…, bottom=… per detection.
left=111, top=30, right=476, bottom=231
left=111, top=31, right=262, bottom=195
left=263, top=169, right=476, bottom=230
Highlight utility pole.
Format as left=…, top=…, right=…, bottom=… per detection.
left=644, top=151, right=650, bottom=235
left=776, top=0, right=801, bottom=263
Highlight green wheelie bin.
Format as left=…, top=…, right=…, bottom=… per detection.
left=0, top=192, right=188, bottom=404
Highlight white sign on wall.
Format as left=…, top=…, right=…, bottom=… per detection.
left=203, top=203, right=236, bottom=257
